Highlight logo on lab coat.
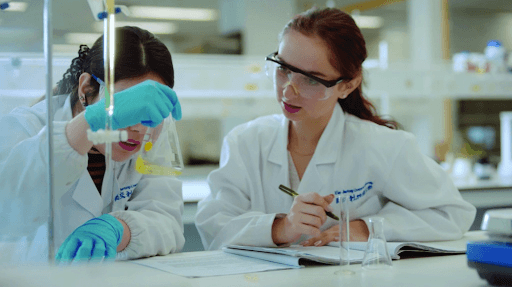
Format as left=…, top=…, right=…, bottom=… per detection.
left=115, top=184, right=137, bottom=201
left=335, top=181, right=373, bottom=203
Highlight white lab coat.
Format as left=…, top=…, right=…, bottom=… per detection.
left=196, top=104, right=476, bottom=250
left=0, top=94, right=185, bottom=261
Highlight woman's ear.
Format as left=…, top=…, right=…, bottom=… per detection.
left=78, top=73, right=93, bottom=106
left=337, top=72, right=362, bottom=100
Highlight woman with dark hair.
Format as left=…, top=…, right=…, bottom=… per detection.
left=0, top=26, right=184, bottom=262
left=196, top=8, right=476, bottom=250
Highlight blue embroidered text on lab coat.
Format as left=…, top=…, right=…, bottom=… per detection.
left=335, top=182, right=373, bottom=203
left=115, top=184, right=137, bottom=202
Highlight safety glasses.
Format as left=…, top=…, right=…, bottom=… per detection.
left=264, top=52, right=347, bottom=100
left=91, top=74, right=106, bottom=99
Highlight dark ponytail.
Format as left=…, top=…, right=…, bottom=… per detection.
left=55, top=45, right=94, bottom=109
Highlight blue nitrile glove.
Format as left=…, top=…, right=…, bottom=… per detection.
left=55, top=214, right=123, bottom=263
left=84, top=80, right=182, bottom=132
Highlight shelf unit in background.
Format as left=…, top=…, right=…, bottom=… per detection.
left=2, top=54, right=512, bottom=102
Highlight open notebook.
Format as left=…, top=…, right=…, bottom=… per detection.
left=223, top=231, right=487, bottom=267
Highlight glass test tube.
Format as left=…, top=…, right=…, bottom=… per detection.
left=103, top=0, right=116, bottom=184
left=335, top=193, right=355, bottom=275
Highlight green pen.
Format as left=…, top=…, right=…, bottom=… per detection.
left=278, top=184, right=340, bottom=221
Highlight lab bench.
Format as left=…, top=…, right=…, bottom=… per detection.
left=0, top=240, right=489, bottom=287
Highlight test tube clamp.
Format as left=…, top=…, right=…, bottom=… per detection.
left=87, top=129, right=128, bottom=145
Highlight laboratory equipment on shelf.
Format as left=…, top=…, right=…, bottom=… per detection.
left=136, top=117, right=184, bottom=176
left=473, top=157, right=494, bottom=180
left=484, top=40, right=507, bottom=74
left=361, top=217, right=392, bottom=270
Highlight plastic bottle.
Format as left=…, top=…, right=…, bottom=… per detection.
left=484, top=40, right=506, bottom=73
left=452, top=51, right=470, bottom=72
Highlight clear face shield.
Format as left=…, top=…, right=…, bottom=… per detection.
left=264, top=52, right=346, bottom=101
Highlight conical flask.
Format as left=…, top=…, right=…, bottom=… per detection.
left=362, top=217, right=392, bottom=270
left=135, top=116, right=184, bottom=176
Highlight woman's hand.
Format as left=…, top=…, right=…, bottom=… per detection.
left=272, top=193, right=334, bottom=245
left=56, top=214, right=125, bottom=263
left=299, top=219, right=370, bottom=247
left=84, top=80, right=182, bottom=132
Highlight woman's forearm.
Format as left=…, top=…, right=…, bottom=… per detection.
left=65, top=112, right=94, bottom=155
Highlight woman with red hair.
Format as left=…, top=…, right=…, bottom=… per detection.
left=196, top=8, right=476, bottom=250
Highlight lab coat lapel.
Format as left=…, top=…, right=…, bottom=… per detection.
left=298, top=105, right=345, bottom=194
left=315, top=104, right=345, bottom=165
left=53, top=95, right=72, bottom=121
left=101, top=164, right=115, bottom=211
left=71, top=172, right=103, bottom=217
left=268, top=116, right=290, bottom=189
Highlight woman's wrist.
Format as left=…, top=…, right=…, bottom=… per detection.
left=65, top=112, right=94, bottom=155
left=116, top=218, right=131, bottom=252
left=350, top=219, right=370, bottom=241
left=271, top=215, right=298, bottom=245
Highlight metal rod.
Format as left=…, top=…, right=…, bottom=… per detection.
left=104, top=0, right=115, bottom=182
left=43, top=0, right=55, bottom=262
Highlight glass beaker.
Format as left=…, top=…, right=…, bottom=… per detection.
left=335, top=193, right=355, bottom=275
left=362, top=217, right=392, bottom=270
left=135, top=116, right=184, bottom=176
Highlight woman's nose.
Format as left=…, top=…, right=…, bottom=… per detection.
left=282, top=80, right=300, bottom=99
left=126, top=123, right=145, bottom=133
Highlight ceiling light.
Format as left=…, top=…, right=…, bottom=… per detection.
left=2, top=1, right=28, bottom=12
left=352, top=15, right=383, bottom=29
left=64, top=33, right=102, bottom=45
left=93, top=21, right=177, bottom=34
left=128, top=6, right=218, bottom=21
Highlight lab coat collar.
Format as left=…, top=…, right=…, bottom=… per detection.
left=268, top=104, right=345, bottom=166
left=62, top=92, right=126, bottom=214
left=314, top=104, right=345, bottom=165
left=54, top=94, right=72, bottom=121
left=72, top=172, right=104, bottom=217
left=71, top=159, right=124, bottom=216
left=268, top=116, right=289, bottom=166
left=100, top=166, right=115, bottom=210
left=62, top=94, right=104, bottom=217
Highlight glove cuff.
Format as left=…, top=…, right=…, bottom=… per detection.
left=84, top=100, right=106, bottom=132
left=98, top=214, right=124, bottom=246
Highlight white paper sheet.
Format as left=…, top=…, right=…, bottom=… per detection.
left=131, top=250, right=301, bottom=278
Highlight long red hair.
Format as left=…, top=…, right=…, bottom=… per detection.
left=280, top=8, right=398, bottom=129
